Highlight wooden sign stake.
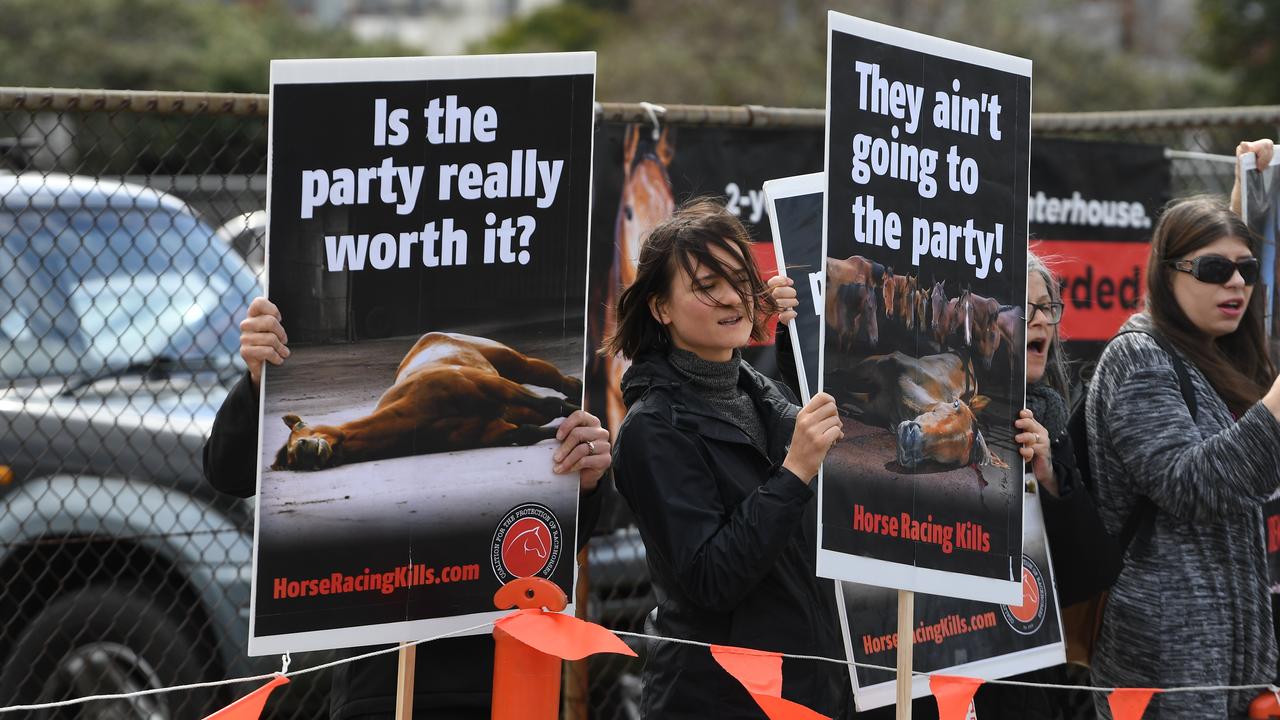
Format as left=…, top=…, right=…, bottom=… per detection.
left=395, top=642, right=417, bottom=720
left=896, top=590, right=914, bottom=720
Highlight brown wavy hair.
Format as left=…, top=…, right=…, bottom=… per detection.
left=1145, top=195, right=1275, bottom=415
left=601, top=197, right=778, bottom=360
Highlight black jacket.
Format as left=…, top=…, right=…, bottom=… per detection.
left=612, top=352, right=846, bottom=719
left=973, top=394, right=1095, bottom=720
left=1035, top=419, right=1098, bottom=608
left=203, top=372, right=607, bottom=720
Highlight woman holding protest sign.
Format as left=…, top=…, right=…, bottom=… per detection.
left=1084, top=191, right=1280, bottom=718
left=607, top=198, right=848, bottom=718
left=203, top=297, right=612, bottom=720
left=773, top=251, right=1094, bottom=719
left=975, top=251, right=1097, bottom=719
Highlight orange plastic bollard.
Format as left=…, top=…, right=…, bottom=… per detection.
left=1250, top=690, right=1280, bottom=719
left=491, top=577, right=568, bottom=720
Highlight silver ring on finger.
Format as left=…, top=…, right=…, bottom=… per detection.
left=586, top=440, right=597, bottom=455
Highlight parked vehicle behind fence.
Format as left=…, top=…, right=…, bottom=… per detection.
left=0, top=172, right=271, bottom=718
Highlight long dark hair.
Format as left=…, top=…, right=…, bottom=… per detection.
left=602, top=198, right=777, bottom=360
left=1145, top=195, right=1275, bottom=415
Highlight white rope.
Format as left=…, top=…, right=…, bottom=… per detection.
left=0, top=621, right=493, bottom=714
left=611, top=629, right=1277, bottom=696
left=638, top=101, right=666, bottom=141
left=3, top=618, right=1273, bottom=714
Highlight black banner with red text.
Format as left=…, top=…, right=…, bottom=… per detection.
left=583, top=123, right=825, bottom=432
left=1028, top=138, right=1170, bottom=380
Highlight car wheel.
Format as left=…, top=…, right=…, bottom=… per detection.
left=0, top=585, right=221, bottom=719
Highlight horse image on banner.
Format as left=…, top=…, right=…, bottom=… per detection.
left=587, top=125, right=675, bottom=432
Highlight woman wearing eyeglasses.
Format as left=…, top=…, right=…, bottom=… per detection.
left=1085, top=190, right=1280, bottom=719
left=1014, top=254, right=1071, bottom=499
left=966, top=252, right=1100, bottom=720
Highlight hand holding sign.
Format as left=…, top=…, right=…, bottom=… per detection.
left=782, top=393, right=844, bottom=483
left=768, top=274, right=799, bottom=324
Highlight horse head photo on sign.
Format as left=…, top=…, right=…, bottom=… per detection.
left=825, top=267, right=1015, bottom=477
left=586, top=123, right=676, bottom=432
left=841, top=350, right=1006, bottom=479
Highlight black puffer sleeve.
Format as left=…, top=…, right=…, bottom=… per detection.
left=202, top=372, right=261, bottom=498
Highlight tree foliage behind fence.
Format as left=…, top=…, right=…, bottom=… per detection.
left=0, top=87, right=1276, bottom=719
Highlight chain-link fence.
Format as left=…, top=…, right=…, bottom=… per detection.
left=1, top=87, right=1277, bottom=719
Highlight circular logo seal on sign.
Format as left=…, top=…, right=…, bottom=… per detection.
left=491, top=503, right=563, bottom=583
left=1000, top=555, right=1047, bottom=635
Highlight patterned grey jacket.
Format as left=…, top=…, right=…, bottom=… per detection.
left=1085, top=314, right=1280, bottom=719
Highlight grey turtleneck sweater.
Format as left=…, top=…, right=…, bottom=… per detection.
left=668, top=348, right=768, bottom=455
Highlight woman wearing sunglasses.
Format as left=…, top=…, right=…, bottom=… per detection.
left=1085, top=191, right=1280, bottom=719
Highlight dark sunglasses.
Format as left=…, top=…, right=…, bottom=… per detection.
left=1166, top=255, right=1260, bottom=285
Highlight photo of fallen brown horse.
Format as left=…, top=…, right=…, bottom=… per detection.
left=272, top=333, right=582, bottom=470
left=841, top=350, right=1008, bottom=472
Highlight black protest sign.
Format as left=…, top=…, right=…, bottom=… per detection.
left=839, top=493, right=1064, bottom=710
left=1029, top=138, right=1170, bottom=383
left=252, top=53, right=595, bottom=655
left=766, top=173, right=1065, bottom=708
left=1240, top=152, right=1280, bottom=360
left=764, top=172, right=825, bottom=401
left=819, top=12, right=1030, bottom=604
left=1242, top=155, right=1280, bottom=592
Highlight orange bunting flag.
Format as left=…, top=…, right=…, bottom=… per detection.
left=1108, top=688, right=1159, bottom=720
left=929, top=675, right=984, bottom=720
left=493, top=608, right=637, bottom=661
left=201, top=675, right=289, bottom=720
left=709, top=645, right=831, bottom=720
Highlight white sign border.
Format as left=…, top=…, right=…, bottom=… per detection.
left=271, top=52, right=597, bottom=85
left=763, top=172, right=825, bottom=404
left=826, top=12, right=1031, bottom=78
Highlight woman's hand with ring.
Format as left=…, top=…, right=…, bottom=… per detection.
left=553, top=410, right=611, bottom=491
left=1014, top=409, right=1057, bottom=496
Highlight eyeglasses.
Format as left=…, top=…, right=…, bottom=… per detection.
left=1166, top=255, right=1260, bottom=285
left=1027, top=301, right=1064, bottom=325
